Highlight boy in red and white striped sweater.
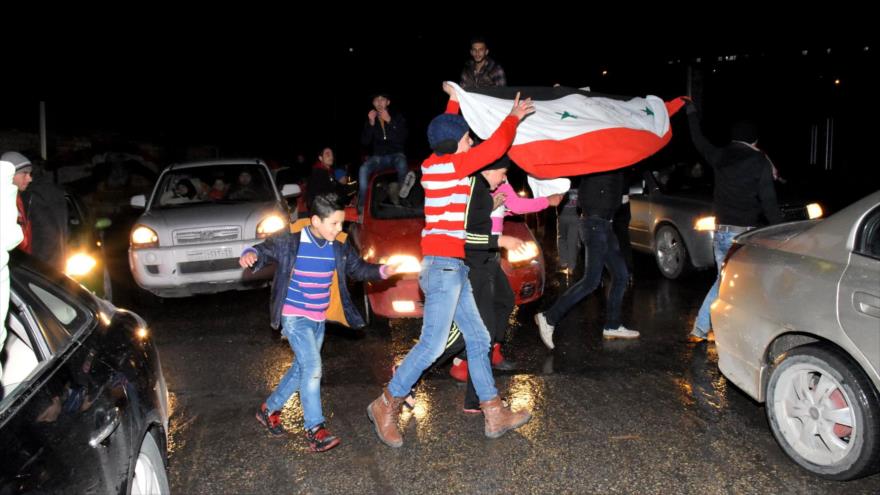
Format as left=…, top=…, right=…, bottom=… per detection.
left=367, top=82, right=535, bottom=447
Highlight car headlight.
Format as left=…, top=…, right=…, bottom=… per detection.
left=694, top=216, right=716, bottom=231
left=257, top=214, right=286, bottom=238
left=131, top=225, right=159, bottom=249
left=806, top=203, right=823, bottom=219
left=378, top=254, right=421, bottom=273
left=508, top=241, right=539, bottom=263
left=65, top=252, right=97, bottom=277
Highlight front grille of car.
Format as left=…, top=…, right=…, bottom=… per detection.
left=177, top=258, right=241, bottom=274
left=175, top=227, right=241, bottom=245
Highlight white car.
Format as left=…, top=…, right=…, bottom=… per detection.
left=128, top=159, right=299, bottom=298
left=712, top=190, right=880, bottom=480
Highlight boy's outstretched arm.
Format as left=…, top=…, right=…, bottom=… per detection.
left=239, top=232, right=287, bottom=271
left=341, top=241, right=400, bottom=282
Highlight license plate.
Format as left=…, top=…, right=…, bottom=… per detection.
left=186, top=247, right=233, bottom=260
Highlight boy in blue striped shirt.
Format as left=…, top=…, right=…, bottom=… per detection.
left=240, top=193, right=399, bottom=451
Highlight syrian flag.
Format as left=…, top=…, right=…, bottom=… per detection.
left=450, top=82, right=687, bottom=178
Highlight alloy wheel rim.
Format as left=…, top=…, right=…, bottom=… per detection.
left=773, top=363, right=856, bottom=466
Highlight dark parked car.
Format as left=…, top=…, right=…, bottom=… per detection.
left=0, top=252, right=170, bottom=494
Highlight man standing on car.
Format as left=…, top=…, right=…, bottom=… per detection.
left=2, top=151, right=33, bottom=255
left=357, top=93, right=414, bottom=215
left=683, top=99, right=783, bottom=342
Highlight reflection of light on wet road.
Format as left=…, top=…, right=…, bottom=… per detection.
left=676, top=344, right=729, bottom=413
left=505, top=374, right=545, bottom=440
left=165, top=392, right=181, bottom=456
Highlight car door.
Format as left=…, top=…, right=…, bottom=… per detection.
left=0, top=268, right=132, bottom=493
left=628, top=172, right=655, bottom=249
left=838, top=205, right=880, bottom=377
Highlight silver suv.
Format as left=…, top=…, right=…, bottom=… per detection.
left=128, top=159, right=299, bottom=298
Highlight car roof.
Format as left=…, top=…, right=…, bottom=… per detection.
left=165, top=159, right=267, bottom=171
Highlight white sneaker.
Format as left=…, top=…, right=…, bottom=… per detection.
left=603, top=325, right=640, bottom=339
left=535, top=312, right=555, bottom=350
left=398, top=170, right=416, bottom=199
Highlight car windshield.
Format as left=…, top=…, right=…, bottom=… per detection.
left=153, top=164, right=275, bottom=208
left=651, top=161, right=713, bottom=194
left=369, top=171, right=424, bottom=220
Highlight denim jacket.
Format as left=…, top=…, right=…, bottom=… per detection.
left=248, top=219, right=381, bottom=329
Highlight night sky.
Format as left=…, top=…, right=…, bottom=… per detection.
left=2, top=20, right=875, bottom=202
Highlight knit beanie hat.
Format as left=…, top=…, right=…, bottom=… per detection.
left=427, top=114, right=469, bottom=155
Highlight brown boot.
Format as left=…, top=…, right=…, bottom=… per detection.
left=480, top=396, right=531, bottom=439
left=367, top=387, right=404, bottom=448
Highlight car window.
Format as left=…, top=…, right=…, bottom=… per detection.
left=369, top=172, right=424, bottom=220
left=1, top=309, right=42, bottom=406
left=651, top=162, right=713, bottom=194
left=14, top=269, right=94, bottom=355
left=153, top=164, right=275, bottom=208
left=855, top=206, right=880, bottom=259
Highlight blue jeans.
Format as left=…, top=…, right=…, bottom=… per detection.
left=266, top=315, right=326, bottom=430
left=692, top=230, right=736, bottom=338
left=545, top=215, right=629, bottom=330
left=358, top=153, right=408, bottom=212
left=388, top=256, right=498, bottom=402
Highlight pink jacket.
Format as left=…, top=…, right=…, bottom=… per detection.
left=490, top=182, right=549, bottom=235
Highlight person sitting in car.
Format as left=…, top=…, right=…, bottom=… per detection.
left=160, top=179, right=198, bottom=205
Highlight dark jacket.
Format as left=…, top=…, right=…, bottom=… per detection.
left=248, top=220, right=382, bottom=329
left=687, top=112, right=782, bottom=227
left=578, top=171, right=624, bottom=220
left=361, top=113, right=408, bottom=156
left=23, top=179, right=68, bottom=271
left=460, top=57, right=507, bottom=89
left=464, top=174, right=498, bottom=251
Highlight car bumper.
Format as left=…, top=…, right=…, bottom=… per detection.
left=129, top=241, right=274, bottom=297
left=366, top=259, right=545, bottom=319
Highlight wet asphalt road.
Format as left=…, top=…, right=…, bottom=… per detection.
left=117, top=244, right=880, bottom=495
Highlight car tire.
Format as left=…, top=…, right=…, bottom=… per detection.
left=653, top=225, right=690, bottom=279
left=129, top=432, right=170, bottom=495
left=765, top=344, right=880, bottom=480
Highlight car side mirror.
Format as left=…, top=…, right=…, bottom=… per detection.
left=280, top=184, right=301, bottom=197
left=130, top=195, right=146, bottom=208
left=95, top=218, right=112, bottom=230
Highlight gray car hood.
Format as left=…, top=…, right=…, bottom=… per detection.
left=138, top=201, right=281, bottom=239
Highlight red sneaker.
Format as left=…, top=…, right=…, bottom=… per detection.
left=449, top=358, right=468, bottom=382
left=305, top=423, right=341, bottom=452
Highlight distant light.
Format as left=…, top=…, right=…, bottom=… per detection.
left=695, top=57, right=702, bottom=63
left=865, top=46, right=871, bottom=52
left=826, top=48, right=832, bottom=54
left=348, top=47, right=354, bottom=53
left=834, top=79, right=841, bottom=86
left=807, top=203, right=824, bottom=219
left=136, top=327, right=149, bottom=339
left=518, top=190, right=527, bottom=197
left=601, top=69, right=608, bottom=76
left=802, top=50, right=809, bottom=56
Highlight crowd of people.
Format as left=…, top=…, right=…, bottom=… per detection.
left=2, top=36, right=785, bottom=455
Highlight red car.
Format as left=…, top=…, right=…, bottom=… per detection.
left=349, top=169, right=545, bottom=320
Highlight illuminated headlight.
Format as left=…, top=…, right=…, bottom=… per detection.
left=65, top=253, right=97, bottom=277
left=392, top=301, right=416, bottom=312
left=806, top=203, right=823, bottom=219
left=131, top=226, right=159, bottom=249
left=694, top=216, right=716, bottom=231
left=257, top=214, right=286, bottom=238
left=379, top=254, right=421, bottom=273
left=508, top=241, right=539, bottom=263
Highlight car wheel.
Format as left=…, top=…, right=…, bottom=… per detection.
left=654, top=225, right=690, bottom=279
left=130, top=432, right=170, bottom=495
left=766, top=344, right=880, bottom=480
